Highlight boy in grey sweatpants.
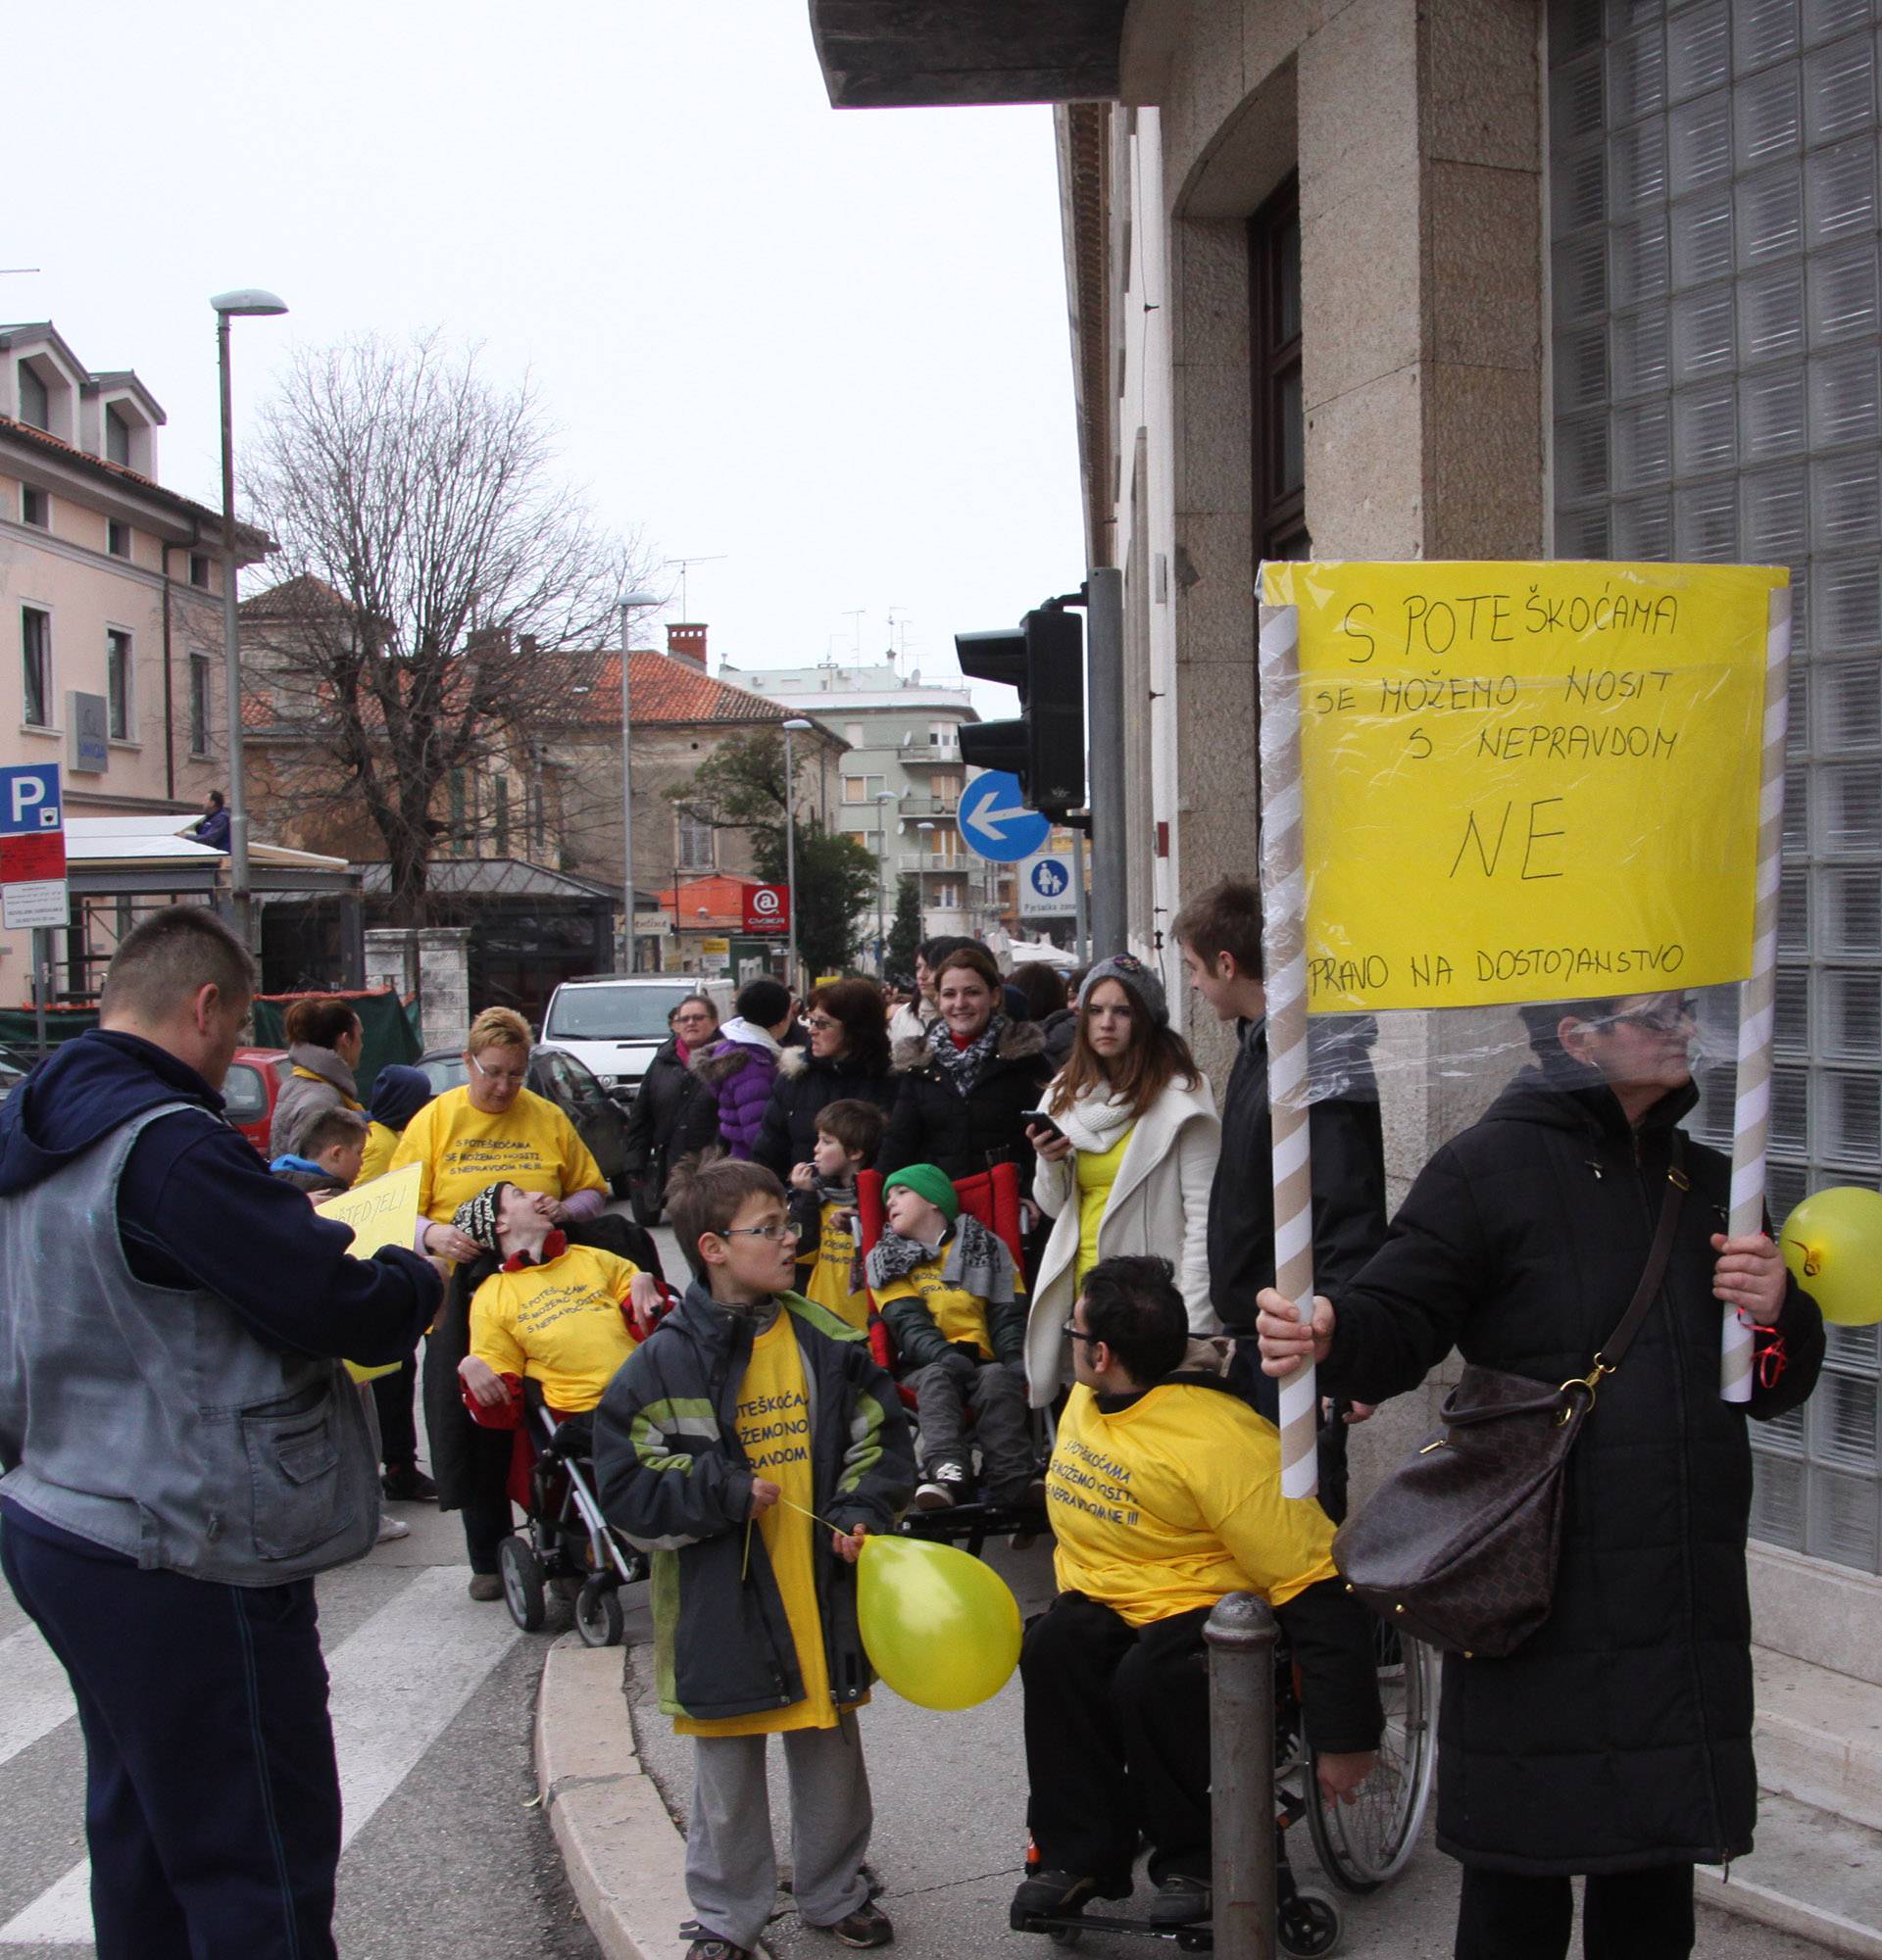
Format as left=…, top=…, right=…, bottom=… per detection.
left=595, top=1157, right=915, bottom=1960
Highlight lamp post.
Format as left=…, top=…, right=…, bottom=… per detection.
left=781, top=717, right=812, bottom=992
left=210, top=287, right=288, bottom=948
left=874, top=789, right=898, bottom=975
left=618, top=589, right=660, bottom=971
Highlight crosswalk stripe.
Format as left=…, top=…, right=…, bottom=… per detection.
left=0, top=1622, right=79, bottom=1769
left=0, top=1565, right=522, bottom=1945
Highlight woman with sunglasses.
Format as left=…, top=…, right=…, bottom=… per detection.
left=1257, top=991, right=1825, bottom=1960
left=390, top=1004, right=610, bottom=1596
left=753, top=978, right=896, bottom=1181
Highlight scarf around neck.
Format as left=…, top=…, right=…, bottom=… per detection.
left=1051, top=1086, right=1139, bottom=1156
left=928, top=1012, right=1007, bottom=1097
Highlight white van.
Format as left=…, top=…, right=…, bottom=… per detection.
left=535, top=975, right=735, bottom=1094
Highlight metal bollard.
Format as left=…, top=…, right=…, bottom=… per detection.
left=1205, top=1591, right=1279, bottom=1960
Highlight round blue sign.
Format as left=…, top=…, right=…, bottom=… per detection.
left=958, top=772, right=1051, bottom=862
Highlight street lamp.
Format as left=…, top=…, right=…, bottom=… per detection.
left=618, top=589, right=661, bottom=970
left=781, top=718, right=813, bottom=992
left=211, top=286, right=288, bottom=947
left=874, top=789, right=898, bottom=975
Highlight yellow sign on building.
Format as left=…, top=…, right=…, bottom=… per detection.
left=1260, top=560, right=1784, bottom=1012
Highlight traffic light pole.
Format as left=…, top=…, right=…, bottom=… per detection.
left=1085, top=568, right=1126, bottom=959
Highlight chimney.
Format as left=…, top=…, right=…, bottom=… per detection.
left=667, top=622, right=708, bottom=672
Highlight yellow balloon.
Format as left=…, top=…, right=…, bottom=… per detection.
left=1781, top=1187, right=1882, bottom=1327
left=856, top=1534, right=1022, bottom=1710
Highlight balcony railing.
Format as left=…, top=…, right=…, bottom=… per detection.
left=899, top=734, right=962, bottom=765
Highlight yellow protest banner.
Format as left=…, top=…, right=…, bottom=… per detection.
left=1260, top=560, right=1784, bottom=1013
left=314, top=1162, right=422, bottom=1383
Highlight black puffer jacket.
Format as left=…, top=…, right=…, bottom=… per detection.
left=753, top=1047, right=898, bottom=1179
left=1325, top=1066, right=1823, bottom=1877
left=620, top=1037, right=718, bottom=1200
left=874, top=1019, right=1051, bottom=1187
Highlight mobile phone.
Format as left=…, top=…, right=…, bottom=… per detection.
left=1019, top=1108, right=1065, bottom=1141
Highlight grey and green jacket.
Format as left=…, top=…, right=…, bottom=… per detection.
left=594, top=1279, right=915, bottom=1724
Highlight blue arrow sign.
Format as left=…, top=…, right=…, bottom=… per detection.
left=0, top=764, right=62, bottom=837
left=958, top=771, right=1050, bottom=862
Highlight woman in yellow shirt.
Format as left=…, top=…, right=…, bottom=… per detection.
left=1021, top=955, right=1220, bottom=1404
left=394, top=1006, right=611, bottom=1597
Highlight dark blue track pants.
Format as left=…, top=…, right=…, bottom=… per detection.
left=1, top=1517, right=341, bottom=1960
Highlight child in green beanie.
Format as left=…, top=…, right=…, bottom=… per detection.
left=867, top=1164, right=1037, bottom=1510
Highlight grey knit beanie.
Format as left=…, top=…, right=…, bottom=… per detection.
left=1077, top=953, right=1167, bottom=1029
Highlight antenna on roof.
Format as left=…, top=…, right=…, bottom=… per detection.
left=661, top=554, right=727, bottom=622
left=885, top=607, right=910, bottom=673
left=841, top=610, right=865, bottom=662
left=0, top=269, right=43, bottom=276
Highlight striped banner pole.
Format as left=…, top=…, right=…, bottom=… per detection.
left=1724, top=582, right=1792, bottom=1403
left=1257, top=590, right=1319, bottom=1499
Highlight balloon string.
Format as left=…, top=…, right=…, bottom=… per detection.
left=743, top=1494, right=852, bottom=1584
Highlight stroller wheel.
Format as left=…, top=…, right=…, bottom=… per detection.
left=499, top=1534, right=546, bottom=1633
left=574, top=1576, right=625, bottom=1648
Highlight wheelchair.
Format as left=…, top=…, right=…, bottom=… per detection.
left=1012, top=1617, right=1439, bottom=1955
left=853, top=1163, right=1052, bottom=1555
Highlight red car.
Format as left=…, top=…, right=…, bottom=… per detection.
left=223, top=1046, right=290, bottom=1155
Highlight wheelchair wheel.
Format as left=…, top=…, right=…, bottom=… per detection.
left=574, top=1577, right=625, bottom=1648
left=1278, top=1886, right=1342, bottom=1957
left=499, top=1534, right=546, bottom=1633
left=1306, top=1626, right=1438, bottom=1893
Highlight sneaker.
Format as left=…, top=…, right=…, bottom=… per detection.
left=684, top=1939, right=751, bottom=1960
left=382, top=1465, right=438, bottom=1502
left=1147, top=1874, right=1212, bottom=1927
left=375, top=1513, right=411, bottom=1543
left=1011, top=1870, right=1100, bottom=1920
left=914, top=1461, right=967, bottom=1509
left=817, top=1900, right=894, bottom=1948
left=912, top=1480, right=954, bottom=1510
left=467, top=1573, right=504, bottom=1602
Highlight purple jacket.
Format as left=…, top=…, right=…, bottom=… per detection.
left=692, top=1020, right=782, bottom=1160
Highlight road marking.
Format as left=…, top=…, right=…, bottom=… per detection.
left=0, top=1622, right=78, bottom=1769
left=0, top=1566, right=521, bottom=1944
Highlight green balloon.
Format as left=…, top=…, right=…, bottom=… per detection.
left=1780, top=1186, right=1882, bottom=1326
left=857, top=1534, right=1022, bottom=1710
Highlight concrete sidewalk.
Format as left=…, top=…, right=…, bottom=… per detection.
left=535, top=1536, right=1836, bottom=1959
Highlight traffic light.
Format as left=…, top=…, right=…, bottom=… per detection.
left=955, top=605, right=1086, bottom=821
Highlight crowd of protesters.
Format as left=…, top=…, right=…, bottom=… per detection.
left=0, top=902, right=1828, bottom=1960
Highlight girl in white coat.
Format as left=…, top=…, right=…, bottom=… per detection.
left=1022, top=954, right=1220, bottom=1404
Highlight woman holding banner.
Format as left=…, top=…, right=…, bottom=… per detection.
left=1257, top=992, right=1823, bottom=1960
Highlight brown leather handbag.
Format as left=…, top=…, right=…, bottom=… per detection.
left=1330, top=1136, right=1689, bottom=1659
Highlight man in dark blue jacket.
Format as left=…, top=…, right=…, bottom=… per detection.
left=0, top=906, right=440, bottom=1960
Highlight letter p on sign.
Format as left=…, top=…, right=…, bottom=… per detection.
left=0, top=765, right=62, bottom=836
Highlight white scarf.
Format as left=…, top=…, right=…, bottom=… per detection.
left=1052, top=1086, right=1137, bottom=1156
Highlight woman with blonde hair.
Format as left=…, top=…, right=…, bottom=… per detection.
left=390, top=1005, right=610, bottom=1595
left=1021, top=955, right=1220, bottom=1403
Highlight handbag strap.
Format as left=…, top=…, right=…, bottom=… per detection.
left=1594, top=1130, right=1690, bottom=1374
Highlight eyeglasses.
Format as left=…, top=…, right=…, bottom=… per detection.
left=1598, top=997, right=1696, bottom=1037
left=1062, top=1321, right=1101, bottom=1345
left=469, top=1052, right=527, bottom=1087
left=719, top=1220, right=804, bottom=1243
left=807, top=1015, right=841, bottom=1033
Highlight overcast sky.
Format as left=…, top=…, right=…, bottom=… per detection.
left=12, top=1, right=1083, bottom=704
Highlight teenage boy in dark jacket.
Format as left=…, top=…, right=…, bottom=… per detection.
left=1172, top=878, right=1387, bottom=1519
left=595, top=1156, right=915, bottom=1960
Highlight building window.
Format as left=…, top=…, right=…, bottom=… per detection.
left=21, top=608, right=50, bottom=728
left=189, top=554, right=210, bottom=589
left=933, top=882, right=960, bottom=909
left=494, top=772, right=510, bottom=857
left=843, top=829, right=870, bottom=851
left=1248, top=175, right=1307, bottom=563
left=189, top=654, right=212, bottom=756
left=107, top=629, right=132, bottom=741
left=842, top=773, right=885, bottom=804
left=17, top=364, right=48, bottom=432
left=107, top=519, right=130, bottom=559
left=1549, top=0, right=1882, bottom=1574
left=845, top=721, right=867, bottom=747
left=21, top=486, right=47, bottom=529
left=677, top=808, right=716, bottom=871
left=105, top=405, right=131, bottom=467
left=448, top=769, right=468, bottom=857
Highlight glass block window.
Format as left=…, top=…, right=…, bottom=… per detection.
left=1552, top=0, right=1882, bottom=1573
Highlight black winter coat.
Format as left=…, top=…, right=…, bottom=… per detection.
left=1325, top=1067, right=1824, bottom=1877
left=621, top=1038, right=718, bottom=1200
left=874, top=1020, right=1051, bottom=1187
left=753, top=1048, right=898, bottom=1179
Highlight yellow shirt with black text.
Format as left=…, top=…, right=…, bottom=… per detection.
left=467, top=1244, right=641, bottom=1414
left=389, top=1084, right=607, bottom=1225
left=675, top=1316, right=839, bottom=1736
left=802, top=1195, right=869, bottom=1333
left=1048, top=1381, right=1339, bottom=1628
left=874, top=1250, right=994, bottom=1358
left=357, top=1119, right=402, bottom=1186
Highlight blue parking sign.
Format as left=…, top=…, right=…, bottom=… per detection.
left=0, top=765, right=62, bottom=836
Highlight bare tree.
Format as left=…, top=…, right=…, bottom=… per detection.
left=242, top=332, right=654, bottom=922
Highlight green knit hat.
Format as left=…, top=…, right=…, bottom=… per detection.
left=882, top=1163, right=959, bottom=1223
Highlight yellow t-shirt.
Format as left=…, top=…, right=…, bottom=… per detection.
left=1048, top=1381, right=1339, bottom=1628
left=875, top=1250, right=993, bottom=1359
left=1074, top=1124, right=1135, bottom=1289
left=357, top=1119, right=402, bottom=1186
left=803, top=1196, right=869, bottom=1332
left=389, top=1084, right=607, bottom=1225
left=676, top=1316, right=836, bottom=1737
left=467, top=1245, right=641, bottom=1414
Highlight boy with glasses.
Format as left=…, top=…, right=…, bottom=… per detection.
left=595, top=1157, right=914, bottom=1960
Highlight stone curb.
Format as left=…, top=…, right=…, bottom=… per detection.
left=1697, top=1865, right=1882, bottom=1960
left=534, top=1635, right=696, bottom=1960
